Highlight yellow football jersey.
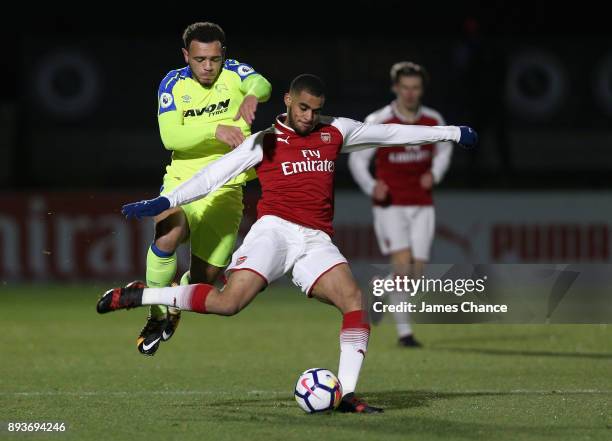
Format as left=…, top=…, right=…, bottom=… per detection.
left=157, top=59, right=271, bottom=183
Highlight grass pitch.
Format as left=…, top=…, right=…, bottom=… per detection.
left=1, top=284, right=610, bottom=440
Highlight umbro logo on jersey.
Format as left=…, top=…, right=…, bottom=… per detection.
left=184, top=99, right=231, bottom=117
left=181, top=95, right=191, bottom=103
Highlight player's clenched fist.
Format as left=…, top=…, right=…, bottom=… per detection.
left=215, top=124, right=246, bottom=148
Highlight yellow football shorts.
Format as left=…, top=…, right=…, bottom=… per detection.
left=161, top=175, right=244, bottom=268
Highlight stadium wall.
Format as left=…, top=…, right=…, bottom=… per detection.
left=0, top=191, right=609, bottom=282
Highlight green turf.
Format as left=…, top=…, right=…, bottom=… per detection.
left=1, top=284, right=610, bottom=440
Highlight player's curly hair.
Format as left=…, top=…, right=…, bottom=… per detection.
left=390, top=61, right=429, bottom=87
left=290, top=74, right=326, bottom=97
left=182, top=22, right=226, bottom=49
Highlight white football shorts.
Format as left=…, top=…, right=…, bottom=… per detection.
left=226, top=215, right=348, bottom=295
left=373, top=205, right=435, bottom=260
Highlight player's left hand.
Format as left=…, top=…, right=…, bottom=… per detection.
left=234, top=95, right=258, bottom=125
left=458, top=126, right=478, bottom=149
left=122, top=196, right=170, bottom=220
left=420, top=172, right=434, bottom=189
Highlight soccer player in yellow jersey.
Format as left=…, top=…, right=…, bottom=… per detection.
left=135, top=22, right=272, bottom=356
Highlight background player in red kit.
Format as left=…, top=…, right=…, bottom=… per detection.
left=349, top=62, right=452, bottom=347
left=97, top=74, right=477, bottom=413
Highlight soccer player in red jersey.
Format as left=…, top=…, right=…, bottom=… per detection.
left=349, top=61, right=451, bottom=348
left=98, top=74, right=477, bottom=413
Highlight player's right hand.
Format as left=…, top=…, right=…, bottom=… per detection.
left=372, top=180, right=389, bottom=203
left=420, top=171, right=434, bottom=190
left=216, top=124, right=246, bottom=149
left=122, top=196, right=171, bottom=220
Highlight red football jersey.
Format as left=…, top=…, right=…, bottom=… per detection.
left=362, top=103, right=452, bottom=206
left=255, top=117, right=345, bottom=236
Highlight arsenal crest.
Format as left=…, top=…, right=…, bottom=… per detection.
left=236, top=256, right=248, bottom=265
left=320, top=132, right=331, bottom=143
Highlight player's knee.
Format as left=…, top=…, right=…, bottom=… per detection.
left=154, top=217, right=187, bottom=251
left=154, top=224, right=186, bottom=251
left=154, top=235, right=179, bottom=253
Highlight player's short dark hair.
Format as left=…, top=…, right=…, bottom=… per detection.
left=182, top=22, right=226, bottom=49
left=390, top=61, right=429, bottom=87
left=290, top=74, right=326, bottom=97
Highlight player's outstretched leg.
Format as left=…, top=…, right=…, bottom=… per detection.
left=97, top=284, right=147, bottom=313
left=310, top=263, right=383, bottom=414
left=97, top=269, right=266, bottom=316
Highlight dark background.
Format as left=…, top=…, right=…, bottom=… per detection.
left=1, top=3, right=611, bottom=192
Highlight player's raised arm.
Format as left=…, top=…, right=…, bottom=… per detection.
left=241, top=73, right=272, bottom=102
left=223, top=59, right=272, bottom=125
left=333, top=117, right=477, bottom=153
left=235, top=67, right=272, bottom=125
left=122, top=131, right=267, bottom=219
